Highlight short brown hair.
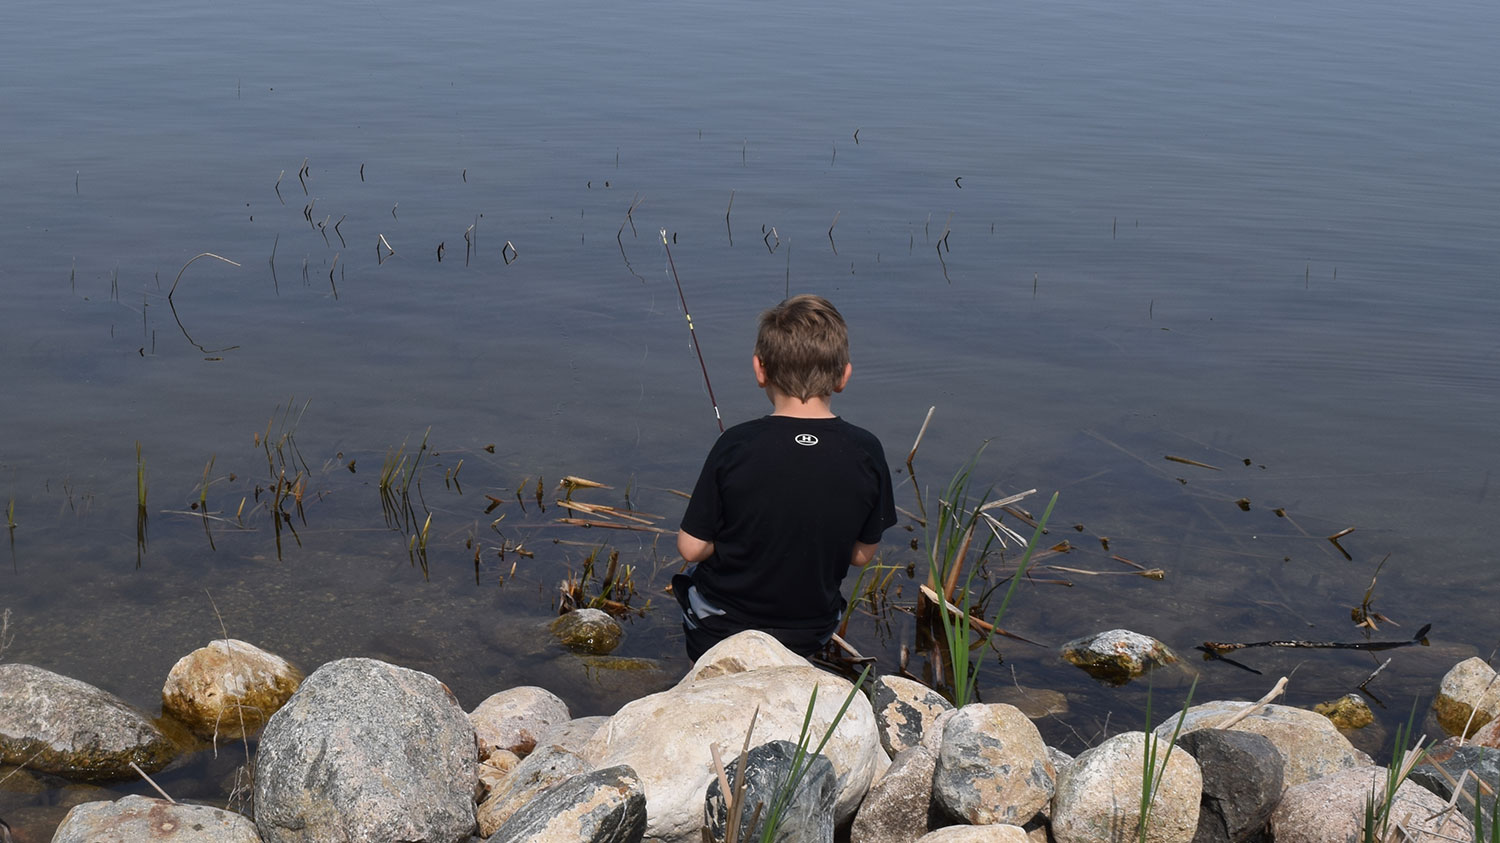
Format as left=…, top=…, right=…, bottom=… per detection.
left=755, top=295, right=850, bottom=400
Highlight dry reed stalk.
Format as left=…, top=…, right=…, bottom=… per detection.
left=129, top=761, right=176, bottom=803
left=906, top=406, right=935, bottom=470
left=558, top=517, right=674, bottom=535
left=1210, top=677, right=1289, bottom=730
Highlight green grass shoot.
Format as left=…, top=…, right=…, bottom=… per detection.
left=1139, top=676, right=1198, bottom=842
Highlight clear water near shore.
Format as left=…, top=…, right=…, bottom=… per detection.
left=1, top=0, right=1497, bottom=829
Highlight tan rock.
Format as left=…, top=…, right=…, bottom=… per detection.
left=679, top=629, right=810, bottom=683
left=1269, top=765, right=1473, bottom=843
left=476, top=748, right=520, bottom=799
left=468, top=686, right=570, bottom=757
left=585, top=661, right=880, bottom=843
left=161, top=639, right=302, bottom=740
left=917, top=826, right=1031, bottom=842
left=1052, top=730, right=1200, bottom=843
left=1432, top=657, right=1500, bottom=738
left=1314, top=693, right=1374, bottom=730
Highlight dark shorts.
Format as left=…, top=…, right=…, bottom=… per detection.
left=673, top=574, right=834, bottom=661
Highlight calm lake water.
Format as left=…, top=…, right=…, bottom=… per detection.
left=2, top=0, right=1497, bottom=822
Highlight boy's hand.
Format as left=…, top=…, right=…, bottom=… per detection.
left=677, top=529, right=715, bottom=564
left=851, top=541, right=879, bottom=568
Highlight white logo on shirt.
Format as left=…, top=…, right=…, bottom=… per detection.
left=794, top=433, right=819, bottom=446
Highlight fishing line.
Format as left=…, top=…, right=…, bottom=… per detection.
left=661, top=229, right=723, bottom=433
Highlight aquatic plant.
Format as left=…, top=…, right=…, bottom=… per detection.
left=923, top=444, right=1056, bottom=706
left=1361, top=701, right=1429, bottom=842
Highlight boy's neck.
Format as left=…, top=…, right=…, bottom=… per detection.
left=768, top=391, right=837, bottom=419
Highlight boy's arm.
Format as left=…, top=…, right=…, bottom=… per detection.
left=850, top=540, right=879, bottom=568
left=677, top=529, right=715, bottom=564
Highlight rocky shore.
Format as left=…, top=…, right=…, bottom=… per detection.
left=2, top=621, right=1498, bottom=842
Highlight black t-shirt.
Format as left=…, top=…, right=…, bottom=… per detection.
left=680, top=415, right=897, bottom=630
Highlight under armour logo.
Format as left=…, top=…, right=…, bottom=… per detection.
left=794, top=434, right=819, bottom=446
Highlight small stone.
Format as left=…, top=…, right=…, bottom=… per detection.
left=161, top=639, right=302, bottom=740
left=477, top=749, right=522, bottom=799
left=548, top=608, right=624, bottom=655
left=1312, top=693, right=1373, bottom=731
left=851, top=745, right=940, bottom=843
left=52, top=795, right=260, bottom=842
left=932, top=703, right=1055, bottom=826
left=1432, top=657, right=1500, bottom=738
left=1061, top=629, right=1177, bottom=684
left=469, top=686, right=571, bottom=758
left=871, top=675, right=954, bottom=756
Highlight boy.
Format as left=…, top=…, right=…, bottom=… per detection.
left=675, top=295, right=897, bottom=660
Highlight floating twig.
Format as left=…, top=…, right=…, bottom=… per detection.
left=274, top=170, right=284, bottom=204
left=297, top=158, right=309, bottom=195
left=828, top=211, right=841, bottom=255
left=502, top=240, right=518, bottom=265
left=1201, top=624, right=1431, bottom=654
left=1164, top=455, right=1221, bottom=471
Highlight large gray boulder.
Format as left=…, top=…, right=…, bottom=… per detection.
left=1052, top=730, right=1201, bottom=843
left=52, top=794, right=260, bottom=842
left=161, top=639, right=302, bottom=740
left=932, top=703, right=1055, bottom=825
left=253, top=657, right=478, bottom=843
left=485, top=764, right=646, bottom=843
left=872, top=675, right=954, bottom=757
left=1268, top=765, right=1473, bottom=843
left=469, top=685, right=570, bottom=758
left=704, top=740, right=836, bottom=843
left=1159, top=701, right=1369, bottom=787
left=584, top=655, right=880, bottom=843
left=0, top=664, right=177, bottom=782
left=850, top=745, right=940, bottom=843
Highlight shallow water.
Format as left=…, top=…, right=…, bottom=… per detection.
left=1, top=0, right=1497, bottom=827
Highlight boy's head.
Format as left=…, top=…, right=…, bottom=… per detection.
left=754, top=295, right=851, bottom=401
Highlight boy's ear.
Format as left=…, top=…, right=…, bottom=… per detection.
left=752, top=355, right=768, bottom=388
left=833, top=362, right=852, bottom=393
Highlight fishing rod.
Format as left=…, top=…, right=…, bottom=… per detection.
left=661, top=229, right=724, bottom=433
